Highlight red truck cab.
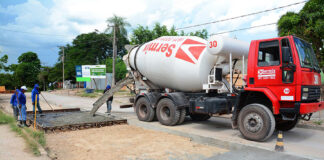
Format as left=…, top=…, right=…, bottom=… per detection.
left=233, top=36, right=324, bottom=141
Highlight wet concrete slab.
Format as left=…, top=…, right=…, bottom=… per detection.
left=27, top=109, right=127, bottom=132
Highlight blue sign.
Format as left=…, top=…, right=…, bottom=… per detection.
left=75, top=65, right=82, bottom=77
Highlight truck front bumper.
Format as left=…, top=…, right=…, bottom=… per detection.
left=300, top=101, right=324, bottom=115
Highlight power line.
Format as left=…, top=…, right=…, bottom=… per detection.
left=210, top=22, right=277, bottom=36
left=175, top=1, right=306, bottom=30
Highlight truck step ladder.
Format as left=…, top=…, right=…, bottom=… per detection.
left=90, top=76, right=134, bottom=116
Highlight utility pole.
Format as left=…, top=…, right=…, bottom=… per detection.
left=112, top=25, right=117, bottom=87
left=62, top=47, right=65, bottom=89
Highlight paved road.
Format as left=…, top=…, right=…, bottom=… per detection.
left=41, top=92, right=134, bottom=113
left=41, top=92, right=324, bottom=160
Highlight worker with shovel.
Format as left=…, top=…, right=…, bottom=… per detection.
left=9, top=89, right=20, bottom=120
left=31, top=84, right=42, bottom=114
left=18, top=86, right=29, bottom=127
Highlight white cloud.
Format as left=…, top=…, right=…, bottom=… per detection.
left=162, top=18, right=175, bottom=29
left=171, top=0, right=207, bottom=14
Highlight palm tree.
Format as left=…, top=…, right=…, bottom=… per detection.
left=106, top=15, right=130, bottom=86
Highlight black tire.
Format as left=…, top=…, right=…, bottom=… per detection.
left=190, top=114, right=211, bottom=121
left=276, top=118, right=299, bottom=131
left=238, top=103, right=275, bottom=142
left=156, top=98, right=180, bottom=126
left=177, top=108, right=186, bottom=125
left=135, top=97, right=155, bottom=122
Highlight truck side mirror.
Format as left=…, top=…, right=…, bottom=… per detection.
left=282, top=47, right=291, bottom=63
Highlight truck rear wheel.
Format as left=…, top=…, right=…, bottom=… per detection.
left=190, top=114, right=211, bottom=121
left=276, top=118, right=299, bottom=131
left=156, top=98, right=180, bottom=126
left=135, top=97, right=155, bottom=122
left=177, top=108, right=186, bottom=125
left=238, top=103, right=275, bottom=142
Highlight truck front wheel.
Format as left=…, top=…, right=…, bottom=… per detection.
left=156, top=98, right=180, bottom=126
left=238, top=103, right=275, bottom=142
left=135, top=97, right=155, bottom=122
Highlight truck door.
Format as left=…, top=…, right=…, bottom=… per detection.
left=255, top=40, right=282, bottom=88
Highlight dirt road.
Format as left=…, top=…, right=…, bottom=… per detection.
left=46, top=125, right=227, bottom=160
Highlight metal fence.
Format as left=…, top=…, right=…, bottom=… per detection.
left=86, top=73, right=113, bottom=90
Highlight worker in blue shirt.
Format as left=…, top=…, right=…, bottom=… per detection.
left=103, top=84, right=113, bottom=115
left=31, top=84, right=42, bottom=114
left=18, top=86, right=29, bottom=127
left=10, top=89, right=20, bottom=120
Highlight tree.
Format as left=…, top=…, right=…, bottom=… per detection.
left=277, top=0, right=324, bottom=66
left=106, top=15, right=131, bottom=57
left=131, top=23, right=209, bottom=44
left=187, top=29, right=208, bottom=39
left=13, top=52, right=41, bottom=87
left=54, top=32, right=112, bottom=82
left=38, top=66, right=50, bottom=90
left=105, top=57, right=127, bottom=82
left=0, top=73, right=16, bottom=89
left=0, top=52, right=8, bottom=71
left=106, top=15, right=131, bottom=85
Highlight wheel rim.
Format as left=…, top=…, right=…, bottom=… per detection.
left=243, top=112, right=263, bottom=133
left=160, top=106, right=171, bottom=121
left=139, top=104, right=148, bottom=118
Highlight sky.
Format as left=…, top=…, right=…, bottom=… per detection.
left=0, top=0, right=304, bottom=66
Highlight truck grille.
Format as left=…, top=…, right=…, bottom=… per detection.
left=302, top=86, right=321, bottom=102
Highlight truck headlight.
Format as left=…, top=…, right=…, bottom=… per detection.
left=302, top=92, right=308, bottom=100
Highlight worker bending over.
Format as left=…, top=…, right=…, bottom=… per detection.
left=18, top=86, right=29, bottom=127
left=104, top=84, right=113, bottom=115
left=31, top=84, right=42, bottom=114
left=10, top=89, right=20, bottom=120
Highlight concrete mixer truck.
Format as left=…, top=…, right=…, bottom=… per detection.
left=123, top=35, right=324, bottom=141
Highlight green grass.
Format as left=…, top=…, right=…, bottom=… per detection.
left=0, top=110, right=44, bottom=156
left=78, top=92, right=99, bottom=98
left=0, top=111, right=15, bottom=124
left=75, top=89, right=134, bottom=98
left=25, top=127, right=46, bottom=147
left=114, top=91, right=135, bottom=96
left=94, top=89, right=104, bottom=93
left=313, top=120, right=323, bottom=125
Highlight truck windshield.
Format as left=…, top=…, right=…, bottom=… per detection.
left=294, top=37, right=320, bottom=71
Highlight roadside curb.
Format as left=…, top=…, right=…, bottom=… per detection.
left=296, top=123, right=324, bottom=131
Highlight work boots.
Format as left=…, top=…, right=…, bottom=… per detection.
left=18, top=120, right=30, bottom=127
left=22, top=121, right=30, bottom=127
left=17, top=120, right=23, bottom=127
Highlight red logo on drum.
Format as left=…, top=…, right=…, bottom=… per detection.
left=175, top=39, right=206, bottom=64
